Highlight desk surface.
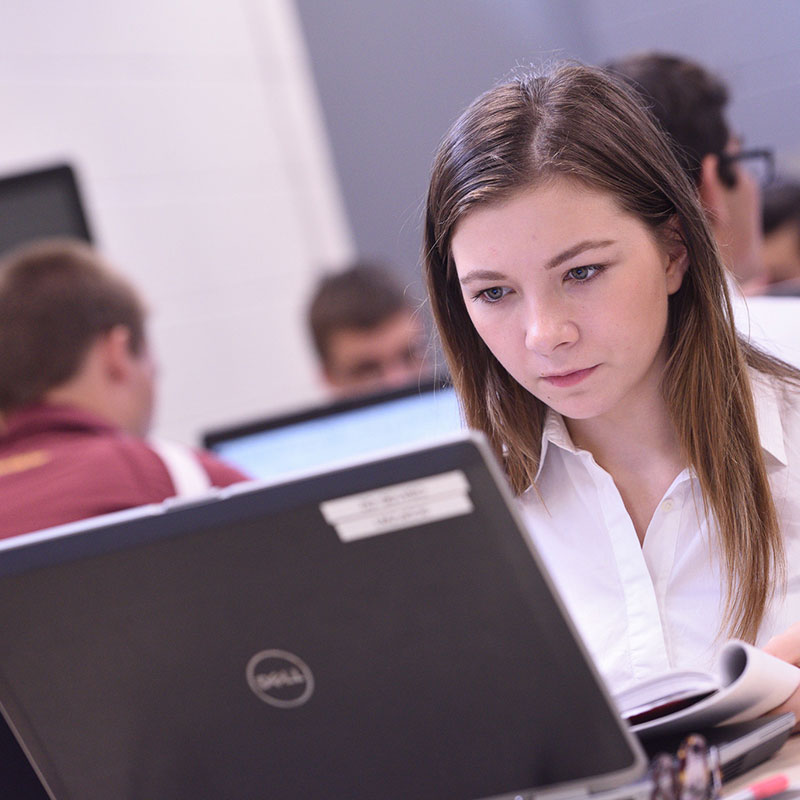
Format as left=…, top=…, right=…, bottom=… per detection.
left=725, top=734, right=800, bottom=793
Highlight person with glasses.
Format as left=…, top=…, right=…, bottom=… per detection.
left=306, top=261, right=433, bottom=398
left=423, top=63, right=800, bottom=727
left=605, top=52, right=772, bottom=294
left=606, top=52, right=800, bottom=371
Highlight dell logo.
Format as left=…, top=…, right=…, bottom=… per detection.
left=246, top=650, right=314, bottom=708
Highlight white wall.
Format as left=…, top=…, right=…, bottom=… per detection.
left=0, top=0, right=354, bottom=444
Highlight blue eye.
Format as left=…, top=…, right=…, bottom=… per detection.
left=567, top=265, right=602, bottom=282
left=478, top=286, right=510, bottom=303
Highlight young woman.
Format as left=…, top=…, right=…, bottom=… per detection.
left=423, top=63, right=800, bottom=716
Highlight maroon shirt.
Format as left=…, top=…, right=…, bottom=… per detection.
left=0, top=404, right=249, bottom=540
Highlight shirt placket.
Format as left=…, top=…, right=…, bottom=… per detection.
left=641, top=473, right=691, bottom=665
left=573, top=451, right=672, bottom=681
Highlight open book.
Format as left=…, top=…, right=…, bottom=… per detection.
left=614, top=640, right=800, bottom=737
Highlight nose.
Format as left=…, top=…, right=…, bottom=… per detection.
left=523, top=296, right=578, bottom=355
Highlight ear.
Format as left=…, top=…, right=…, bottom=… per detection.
left=98, top=325, right=136, bottom=383
left=661, top=217, right=690, bottom=295
left=698, top=154, right=730, bottom=231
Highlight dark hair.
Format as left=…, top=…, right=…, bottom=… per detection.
left=605, top=52, right=734, bottom=187
left=0, top=238, right=146, bottom=412
left=763, top=178, right=800, bottom=235
left=424, top=62, right=797, bottom=642
left=307, top=261, right=412, bottom=364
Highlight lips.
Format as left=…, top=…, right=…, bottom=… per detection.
left=541, top=365, right=598, bottom=388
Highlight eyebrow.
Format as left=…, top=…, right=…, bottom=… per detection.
left=458, top=239, right=616, bottom=284
left=544, top=239, right=616, bottom=270
left=459, top=268, right=507, bottom=285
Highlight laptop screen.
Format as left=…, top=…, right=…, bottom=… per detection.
left=0, top=434, right=645, bottom=800
left=203, top=381, right=465, bottom=481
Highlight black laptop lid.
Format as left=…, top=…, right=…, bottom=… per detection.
left=0, top=434, right=644, bottom=800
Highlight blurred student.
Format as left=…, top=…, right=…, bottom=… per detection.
left=307, top=261, right=432, bottom=397
left=0, top=239, right=248, bottom=539
left=606, top=51, right=800, bottom=366
left=606, top=52, right=771, bottom=292
left=762, top=179, right=800, bottom=294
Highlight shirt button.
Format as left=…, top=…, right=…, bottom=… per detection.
left=661, top=499, right=674, bottom=513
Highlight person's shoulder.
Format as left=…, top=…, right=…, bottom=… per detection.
left=737, top=295, right=800, bottom=369
left=193, top=448, right=250, bottom=487
left=85, top=436, right=250, bottom=496
left=757, top=370, right=800, bottom=415
left=14, top=428, right=178, bottom=510
left=750, top=366, right=800, bottom=400
left=91, top=431, right=176, bottom=489
left=750, top=369, right=800, bottom=467
left=776, top=377, right=800, bottom=445
left=145, top=437, right=250, bottom=491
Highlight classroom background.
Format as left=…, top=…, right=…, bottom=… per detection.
left=2, top=0, right=798, bottom=445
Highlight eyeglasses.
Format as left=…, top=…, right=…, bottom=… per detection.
left=648, top=733, right=722, bottom=800
left=718, top=148, right=775, bottom=187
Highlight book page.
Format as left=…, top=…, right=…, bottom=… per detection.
left=633, top=640, right=800, bottom=737
left=616, top=671, right=719, bottom=719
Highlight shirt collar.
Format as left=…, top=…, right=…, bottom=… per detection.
left=2, top=403, right=117, bottom=441
left=535, top=408, right=579, bottom=482
left=535, top=370, right=788, bottom=481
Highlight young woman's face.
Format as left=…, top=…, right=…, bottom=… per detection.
left=450, top=177, right=687, bottom=424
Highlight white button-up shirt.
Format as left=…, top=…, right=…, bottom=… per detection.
left=519, top=372, right=800, bottom=695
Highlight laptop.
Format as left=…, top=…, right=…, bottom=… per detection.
left=0, top=163, right=92, bottom=257
left=202, top=379, right=464, bottom=481
left=0, top=432, right=649, bottom=800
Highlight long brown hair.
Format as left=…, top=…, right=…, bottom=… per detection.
left=423, top=63, right=796, bottom=642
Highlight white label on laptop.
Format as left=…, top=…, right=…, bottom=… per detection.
left=320, top=470, right=473, bottom=542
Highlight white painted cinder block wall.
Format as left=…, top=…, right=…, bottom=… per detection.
left=0, top=0, right=354, bottom=445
